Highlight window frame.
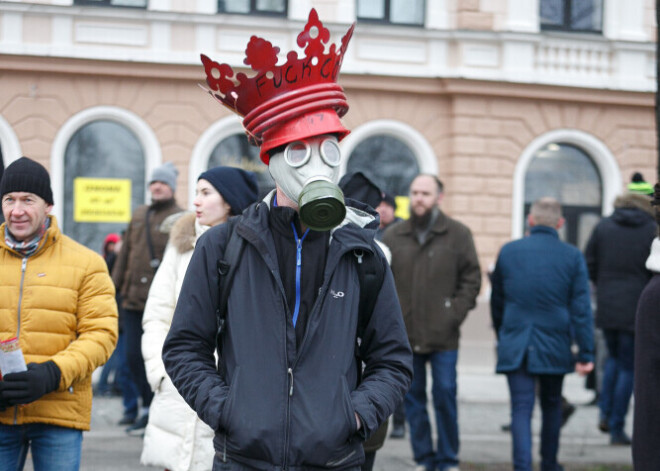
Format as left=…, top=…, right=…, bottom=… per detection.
left=540, top=0, right=603, bottom=34
left=73, top=0, right=147, bottom=8
left=217, top=0, right=287, bottom=17
left=356, top=0, right=426, bottom=27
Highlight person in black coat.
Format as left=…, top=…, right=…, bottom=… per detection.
left=632, top=183, right=660, bottom=470
left=584, top=189, right=655, bottom=445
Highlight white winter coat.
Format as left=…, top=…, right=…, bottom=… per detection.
left=141, top=213, right=215, bottom=471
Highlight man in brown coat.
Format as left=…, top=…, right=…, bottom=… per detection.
left=112, top=162, right=182, bottom=434
left=383, top=174, right=481, bottom=471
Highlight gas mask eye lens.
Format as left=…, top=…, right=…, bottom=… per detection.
left=284, top=142, right=310, bottom=167
left=320, top=139, right=341, bottom=167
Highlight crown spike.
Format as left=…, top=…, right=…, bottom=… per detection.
left=200, top=9, right=355, bottom=164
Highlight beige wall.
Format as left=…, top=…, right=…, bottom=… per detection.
left=0, top=55, right=655, bottom=287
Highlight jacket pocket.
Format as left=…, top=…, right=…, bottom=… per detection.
left=340, top=376, right=358, bottom=438
left=218, top=366, right=240, bottom=434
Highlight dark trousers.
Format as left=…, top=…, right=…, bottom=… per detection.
left=507, top=368, right=564, bottom=471
left=599, top=329, right=634, bottom=435
left=123, top=308, right=153, bottom=409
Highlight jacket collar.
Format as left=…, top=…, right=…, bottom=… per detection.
left=529, top=225, right=559, bottom=238
left=0, top=215, right=60, bottom=257
left=237, top=191, right=378, bottom=262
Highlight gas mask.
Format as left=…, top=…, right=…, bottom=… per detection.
left=269, top=134, right=346, bottom=231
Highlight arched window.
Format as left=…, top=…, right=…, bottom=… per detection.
left=346, top=134, right=420, bottom=196
left=523, top=142, right=602, bottom=249
left=207, top=133, right=274, bottom=196
left=63, top=120, right=146, bottom=252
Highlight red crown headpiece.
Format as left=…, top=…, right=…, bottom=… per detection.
left=200, top=9, right=355, bottom=164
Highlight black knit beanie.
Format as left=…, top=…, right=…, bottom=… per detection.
left=198, top=166, right=259, bottom=215
left=0, top=157, right=54, bottom=205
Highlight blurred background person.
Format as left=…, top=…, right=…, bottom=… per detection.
left=383, top=174, right=481, bottom=471
left=584, top=171, right=655, bottom=445
left=338, top=171, right=392, bottom=471
left=140, top=167, right=258, bottom=471
left=112, top=162, right=183, bottom=436
left=375, top=192, right=400, bottom=242
left=633, top=182, right=660, bottom=470
left=490, top=197, right=594, bottom=471
left=95, top=232, right=140, bottom=427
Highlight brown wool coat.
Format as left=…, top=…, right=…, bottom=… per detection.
left=383, top=210, right=482, bottom=353
left=112, top=199, right=182, bottom=311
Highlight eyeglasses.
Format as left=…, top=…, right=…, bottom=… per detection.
left=284, top=138, right=341, bottom=168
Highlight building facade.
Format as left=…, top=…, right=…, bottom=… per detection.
left=0, top=0, right=656, bottom=287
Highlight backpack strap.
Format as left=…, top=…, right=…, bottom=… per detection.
left=354, top=244, right=386, bottom=383
left=215, top=216, right=245, bottom=351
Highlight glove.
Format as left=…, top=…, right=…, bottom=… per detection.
left=0, top=361, right=61, bottom=406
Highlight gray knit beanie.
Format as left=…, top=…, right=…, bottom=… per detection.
left=150, top=162, right=178, bottom=192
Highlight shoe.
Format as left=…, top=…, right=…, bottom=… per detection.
left=598, top=419, right=609, bottom=433
left=501, top=423, right=511, bottom=432
left=444, top=467, right=460, bottom=471
left=560, top=403, right=576, bottom=428
left=125, top=414, right=149, bottom=436
left=610, top=432, right=631, bottom=446
left=118, top=414, right=136, bottom=426
left=413, top=466, right=431, bottom=471
left=389, top=424, right=405, bottom=439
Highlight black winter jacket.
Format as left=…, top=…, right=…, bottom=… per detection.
left=163, top=194, right=412, bottom=470
left=584, top=193, right=655, bottom=332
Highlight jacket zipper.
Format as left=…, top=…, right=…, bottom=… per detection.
left=14, top=257, right=28, bottom=424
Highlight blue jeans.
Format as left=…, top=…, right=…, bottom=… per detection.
left=114, top=332, right=139, bottom=418
left=506, top=368, right=564, bottom=471
left=599, top=330, right=634, bottom=435
left=0, top=423, right=82, bottom=471
left=405, top=351, right=458, bottom=471
left=123, top=309, right=153, bottom=409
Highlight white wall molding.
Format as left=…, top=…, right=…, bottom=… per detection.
left=189, top=115, right=244, bottom=209
left=339, top=119, right=438, bottom=177
left=0, top=2, right=655, bottom=92
left=50, top=106, right=162, bottom=221
left=0, top=114, right=22, bottom=165
left=512, top=129, right=622, bottom=240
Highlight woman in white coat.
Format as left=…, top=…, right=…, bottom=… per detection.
left=140, top=166, right=259, bottom=471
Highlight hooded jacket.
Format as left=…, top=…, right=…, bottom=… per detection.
left=585, top=192, right=656, bottom=332
left=141, top=212, right=215, bottom=471
left=163, top=193, right=412, bottom=470
left=0, top=216, right=118, bottom=430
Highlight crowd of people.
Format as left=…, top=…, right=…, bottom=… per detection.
left=1, top=8, right=659, bottom=471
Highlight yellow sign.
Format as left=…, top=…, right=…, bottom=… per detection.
left=394, top=196, right=410, bottom=220
left=74, top=178, right=131, bottom=223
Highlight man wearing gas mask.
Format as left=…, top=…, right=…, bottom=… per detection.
left=162, top=9, right=412, bottom=471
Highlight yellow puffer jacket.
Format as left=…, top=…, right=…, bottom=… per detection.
left=0, top=216, right=118, bottom=430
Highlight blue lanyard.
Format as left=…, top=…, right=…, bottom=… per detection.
left=290, top=222, right=309, bottom=327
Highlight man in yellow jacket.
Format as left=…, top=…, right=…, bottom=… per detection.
left=0, top=157, right=118, bottom=470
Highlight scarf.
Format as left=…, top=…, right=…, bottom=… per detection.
left=5, top=218, right=50, bottom=257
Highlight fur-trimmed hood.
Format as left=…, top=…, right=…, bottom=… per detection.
left=614, top=192, right=654, bottom=216
left=169, top=212, right=210, bottom=254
